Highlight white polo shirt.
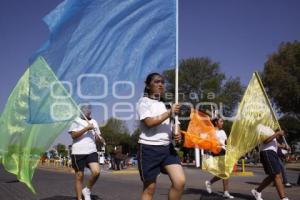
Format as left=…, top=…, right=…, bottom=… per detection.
left=137, top=97, right=172, bottom=146
left=260, top=137, right=278, bottom=152
left=216, top=130, right=227, bottom=150
left=256, top=124, right=278, bottom=152
left=68, top=117, right=101, bottom=155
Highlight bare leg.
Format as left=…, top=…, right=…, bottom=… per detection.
left=87, top=162, right=100, bottom=190
left=141, top=180, right=156, bottom=200
left=274, top=173, right=286, bottom=199
left=223, top=179, right=229, bottom=192
left=210, top=176, right=221, bottom=184
left=164, top=164, right=186, bottom=200
left=74, top=171, right=84, bottom=200
left=257, top=175, right=273, bottom=192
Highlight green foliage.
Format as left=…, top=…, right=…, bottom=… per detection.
left=130, top=128, right=141, bottom=154
left=218, top=78, right=245, bottom=117
left=100, top=118, right=128, bottom=147
left=163, top=57, right=224, bottom=106
left=163, top=57, right=244, bottom=128
left=262, top=41, right=300, bottom=142
left=100, top=118, right=138, bottom=154
left=48, top=149, right=57, bottom=158
left=223, top=120, right=233, bottom=136
left=177, top=150, right=184, bottom=160
left=163, top=57, right=244, bottom=151
left=279, top=115, right=300, bottom=142
left=262, top=41, right=300, bottom=119
left=55, top=143, right=68, bottom=157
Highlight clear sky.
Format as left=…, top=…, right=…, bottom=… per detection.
left=1, top=0, right=300, bottom=146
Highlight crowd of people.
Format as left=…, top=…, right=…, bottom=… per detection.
left=63, top=72, right=294, bottom=200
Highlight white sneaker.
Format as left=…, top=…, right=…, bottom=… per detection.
left=281, top=198, right=289, bottom=200
left=251, top=189, right=263, bottom=200
left=284, top=183, right=292, bottom=187
left=223, top=191, right=234, bottom=199
left=205, top=180, right=212, bottom=194
left=82, top=187, right=91, bottom=200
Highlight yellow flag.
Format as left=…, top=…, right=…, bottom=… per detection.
left=203, top=72, right=280, bottom=178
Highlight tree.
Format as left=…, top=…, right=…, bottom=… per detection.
left=55, top=143, right=68, bottom=157
left=163, top=57, right=244, bottom=122
left=49, top=149, right=57, bottom=159
left=279, top=115, right=300, bottom=142
left=163, top=57, right=244, bottom=157
left=100, top=118, right=130, bottom=154
left=164, top=57, right=224, bottom=106
left=262, top=41, right=300, bottom=120
left=130, top=128, right=141, bottom=154
left=218, top=77, right=245, bottom=117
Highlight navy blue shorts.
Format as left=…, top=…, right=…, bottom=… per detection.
left=211, top=148, right=226, bottom=157
left=71, top=152, right=99, bottom=172
left=137, top=143, right=181, bottom=183
left=260, top=150, right=281, bottom=176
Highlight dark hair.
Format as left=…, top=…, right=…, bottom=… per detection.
left=211, top=116, right=221, bottom=127
left=80, top=103, right=92, bottom=111
left=143, top=72, right=163, bottom=95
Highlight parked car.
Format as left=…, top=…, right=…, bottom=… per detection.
left=127, top=157, right=138, bottom=166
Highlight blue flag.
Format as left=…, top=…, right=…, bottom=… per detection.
left=29, top=0, right=176, bottom=123
left=1, top=0, right=177, bottom=192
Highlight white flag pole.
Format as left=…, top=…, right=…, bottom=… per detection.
left=175, top=0, right=179, bottom=135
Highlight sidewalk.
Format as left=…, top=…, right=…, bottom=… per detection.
left=240, top=162, right=300, bottom=171
left=181, top=162, right=300, bottom=171
left=37, top=163, right=140, bottom=174
left=38, top=163, right=74, bottom=174
left=37, top=162, right=300, bottom=176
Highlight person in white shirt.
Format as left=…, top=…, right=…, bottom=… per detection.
left=205, top=117, right=234, bottom=199
left=69, top=104, right=105, bottom=200
left=277, top=138, right=292, bottom=187
left=251, top=129, right=289, bottom=200
left=137, top=73, right=185, bottom=200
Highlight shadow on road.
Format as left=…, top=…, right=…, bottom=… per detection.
left=5, top=180, right=20, bottom=183
left=184, top=188, right=209, bottom=195
left=40, top=196, right=76, bottom=200
left=229, top=192, right=254, bottom=200
left=245, top=181, right=261, bottom=186
left=40, top=195, right=102, bottom=200
left=184, top=188, right=254, bottom=200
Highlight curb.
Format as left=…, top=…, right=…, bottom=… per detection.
left=238, top=164, right=300, bottom=172
left=112, top=170, right=139, bottom=174
left=231, top=171, right=254, bottom=176
left=182, top=163, right=300, bottom=171
left=38, top=165, right=74, bottom=174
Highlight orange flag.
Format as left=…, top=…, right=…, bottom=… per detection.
left=181, top=109, right=221, bottom=154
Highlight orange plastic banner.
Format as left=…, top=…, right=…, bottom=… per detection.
left=182, top=109, right=221, bottom=154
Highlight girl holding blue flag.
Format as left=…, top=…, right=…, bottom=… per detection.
left=137, top=73, right=185, bottom=200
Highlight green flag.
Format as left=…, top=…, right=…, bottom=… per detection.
left=0, top=57, right=78, bottom=193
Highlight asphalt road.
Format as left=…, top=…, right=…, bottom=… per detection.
left=0, top=165, right=299, bottom=200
